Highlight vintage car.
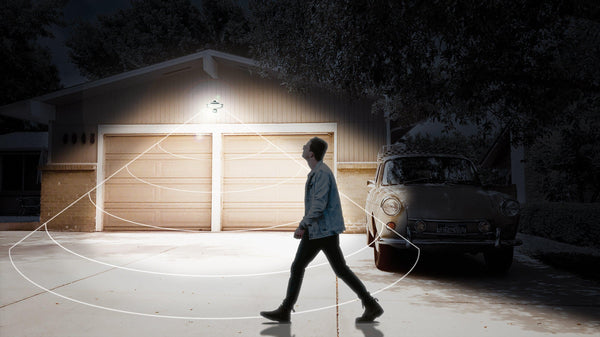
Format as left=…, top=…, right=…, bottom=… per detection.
left=365, top=145, right=522, bottom=273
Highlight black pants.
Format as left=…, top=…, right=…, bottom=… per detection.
left=282, top=232, right=371, bottom=308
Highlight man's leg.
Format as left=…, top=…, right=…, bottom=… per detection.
left=261, top=232, right=320, bottom=322
left=282, top=232, right=321, bottom=308
left=320, top=235, right=371, bottom=301
left=321, top=234, right=384, bottom=322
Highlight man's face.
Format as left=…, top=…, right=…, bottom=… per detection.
left=302, top=141, right=312, bottom=160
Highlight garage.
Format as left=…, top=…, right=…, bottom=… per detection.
left=33, top=50, right=384, bottom=232
left=102, top=134, right=212, bottom=231
left=222, top=133, right=333, bottom=231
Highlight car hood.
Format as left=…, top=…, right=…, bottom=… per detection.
left=387, top=184, right=504, bottom=220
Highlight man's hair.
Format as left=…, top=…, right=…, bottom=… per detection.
left=309, top=137, right=328, bottom=161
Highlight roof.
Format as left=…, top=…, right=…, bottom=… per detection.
left=0, top=50, right=260, bottom=124
left=35, top=49, right=259, bottom=105
left=0, top=132, right=48, bottom=150
left=377, top=144, right=468, bottom=161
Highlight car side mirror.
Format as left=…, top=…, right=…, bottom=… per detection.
left=367, top=180, right=375, bottom=187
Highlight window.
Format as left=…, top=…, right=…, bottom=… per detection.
left=0, top=152, right=41, bottom=192
left=382, top=156, right=480, bottom=185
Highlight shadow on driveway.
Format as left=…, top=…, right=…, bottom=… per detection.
left=353, top=249, right=600, bottom=335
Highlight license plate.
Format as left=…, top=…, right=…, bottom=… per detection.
left=436, top=224, right=467, bottom=234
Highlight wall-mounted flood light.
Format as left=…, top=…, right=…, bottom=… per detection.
left=207, top=99, right=223, bottom=113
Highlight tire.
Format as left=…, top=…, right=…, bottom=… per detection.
left=484, top=247, right=514, bottom=275
left=374, top=242, right=394, bottom=271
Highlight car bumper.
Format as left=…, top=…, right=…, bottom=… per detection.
left=380, top=237, right=523, bottom=250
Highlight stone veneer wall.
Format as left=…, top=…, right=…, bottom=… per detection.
left=337, top=164, right=377, bottom=234
left=40, top=164, right=97, bottom=231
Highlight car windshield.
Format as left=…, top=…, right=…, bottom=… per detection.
left=382, top=156, right=480, bottom=185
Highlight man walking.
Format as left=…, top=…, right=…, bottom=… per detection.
left=260, top=137, right=383, bottom=323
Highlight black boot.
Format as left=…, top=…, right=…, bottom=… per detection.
left=356, top=297, right=384, bottom=323
left=260, top=304, right=293, bottom=323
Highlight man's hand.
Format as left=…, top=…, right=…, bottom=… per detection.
left=294, top=226, right=305, bottom=239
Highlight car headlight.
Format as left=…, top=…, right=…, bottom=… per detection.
left=501, top=199, right=520, bottom=217
left=381, top=197, right=402, bottom=216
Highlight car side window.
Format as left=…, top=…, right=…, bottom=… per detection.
left=374, top=164, right=381, bottom=184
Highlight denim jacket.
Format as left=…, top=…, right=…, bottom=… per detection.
left=300, top=161, right=346, bottom=239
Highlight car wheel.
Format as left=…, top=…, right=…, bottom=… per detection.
left=484, top=247, right=514, bottom=275
left=374, top=241, right=393, bottom=271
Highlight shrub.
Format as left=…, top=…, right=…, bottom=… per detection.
left=519, top=202, right=600, bottom=247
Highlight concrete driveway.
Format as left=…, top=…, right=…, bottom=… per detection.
left=1, top=230, right=599, bottom=337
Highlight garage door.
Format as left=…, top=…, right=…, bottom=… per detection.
left=222, top=134, right=334, bottom=231
left=103, top=134, right=212, bottom=231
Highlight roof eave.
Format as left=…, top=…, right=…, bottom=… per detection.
left=35, top=49, right=259, bottom=104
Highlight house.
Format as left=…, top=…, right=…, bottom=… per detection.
left=479, top=126, right=527, bottom=203
left=1, top=50, right=386, bottom=232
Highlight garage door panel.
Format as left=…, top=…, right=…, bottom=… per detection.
left=105, top=184, right=158, bottom=202
left=106, top=180, right=211, bottom=203
left=224, top=135, right=306, bottom=153
left=103, top=209, right=158, bottom=227
left=222, top=206, right=302, bottom=230
left=158, top=186, right=211, bottom=202
left=104, top=136, right=159, bottom=154
left=104, top=201, right=211, bottom=209
left=103, top=208, right=210, bottom=230
left=161, top=134, right=211, bottom=150
left=224, top=159, right=307, bottom=178
left=222, top=133, right=333, bottom=230
left=158, top=159, right=211, bottom=177
left=159, top=209, right=210, bottom=225
left=104, top=159, right=150, bottom=178
left=104, top=134, right=211, bottom=231
left=223, top=180, right=304, bottom=203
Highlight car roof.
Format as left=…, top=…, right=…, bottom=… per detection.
left=378, top=152, right=471, bottom=162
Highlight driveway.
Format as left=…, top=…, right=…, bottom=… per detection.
left=1, top=230, right=599, bottom=337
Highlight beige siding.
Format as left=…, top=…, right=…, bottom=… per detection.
left=222, top=134, right=333, bottom=231
left=103, top=134, right=211, bottom=231
left=54, top=64, right=385, bottom=164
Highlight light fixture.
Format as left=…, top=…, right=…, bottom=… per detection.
left=207, top=99, right=223, bottom=113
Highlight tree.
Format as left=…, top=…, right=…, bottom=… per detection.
left=200, top=0, right=250, bottom=54
left=0, top=0, right=66, bottom=105
left=67, top=0, right=250, bottom=80
left=248, top=0, right=600, bottom=144
left=530, top=95, right=600, bottom=203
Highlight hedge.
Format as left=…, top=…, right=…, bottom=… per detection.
left=518, top=202, right=600, bottom=247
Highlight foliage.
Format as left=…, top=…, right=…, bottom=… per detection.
left=520, top=202, right=600, bottom=247
left=402, top=131, right=493, bottom=164
left=0, top=0, right=66, bottom=105
left=201, top=0, right=249, bottom=53
left=67, top=0, right=249, bottom=80
left=530, top=96, right=600, bottom=202
left=248, top=0, right=600, bottom=144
